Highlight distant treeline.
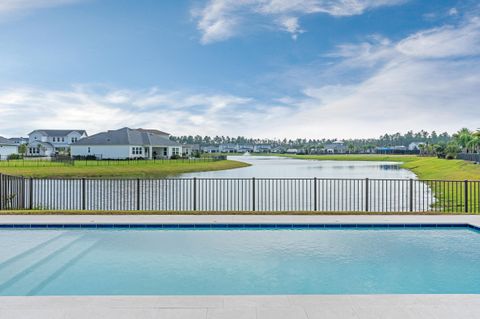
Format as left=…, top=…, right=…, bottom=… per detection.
left=170, top=130, right=452, bottom=149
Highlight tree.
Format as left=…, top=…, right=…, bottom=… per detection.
left=18, top=144, right=27, bottom=157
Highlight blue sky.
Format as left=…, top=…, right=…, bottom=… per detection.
left=0, top=0, right=479, bottom=138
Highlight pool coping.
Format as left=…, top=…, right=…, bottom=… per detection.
left=0, top=214, right=479, bottom=227
left=1, top=294, right=479, bottom=318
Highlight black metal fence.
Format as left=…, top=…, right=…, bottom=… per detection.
left=1, top=174, right=479, bottom=213
left=0, top=156, right=227, bottom=167
left=458, top=153, right=480, bottom=163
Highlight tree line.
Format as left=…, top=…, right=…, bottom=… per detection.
left=170, top=130, right=452, bottom=149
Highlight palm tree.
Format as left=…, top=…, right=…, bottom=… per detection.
left=467, top=136, right=480, bottom=153
left=453, top=128, right=473, bottom=152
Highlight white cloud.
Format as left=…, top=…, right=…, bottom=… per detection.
left=1, top=16, right=480, bottom=140
left=0, top=86, right=264, bottom=137
left=193, top=0, right=406, bottom=43
left=264, top=18, right=480, bottom=138
left=396, top=17, right=480, bottom=58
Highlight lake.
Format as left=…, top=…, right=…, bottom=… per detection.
left=25, top=156, right=435, bottom=212
left=180, top=155, right=417, bottom=179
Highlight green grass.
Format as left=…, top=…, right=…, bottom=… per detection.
left=0, top=160, right=250, bottom=178
left=271, top=154, right=480, bottom=180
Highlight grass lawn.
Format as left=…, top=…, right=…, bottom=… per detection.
left=0, top=160, right=250, bottom=178
left=271, top=154, right=480, bottom=180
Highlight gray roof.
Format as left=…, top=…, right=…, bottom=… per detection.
left=0, top=136, right=16, bottom=145
left=73, top=128, right=181, bottom=147
left=29, top=129, right=87, bottom=136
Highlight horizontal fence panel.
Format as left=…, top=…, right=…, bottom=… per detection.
left=0, top=174, right=479, bottom=213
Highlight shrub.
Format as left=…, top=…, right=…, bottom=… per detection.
left=445, top=153, right=456, bottom=160
left=7, top=154, right=22, bottom=160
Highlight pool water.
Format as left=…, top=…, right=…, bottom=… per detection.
left=0, top=226, right=479, bottom=296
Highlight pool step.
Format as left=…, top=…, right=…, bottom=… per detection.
left=0, top=234, right=85, bottom=293
left=1, top=237, right=99, bottom=296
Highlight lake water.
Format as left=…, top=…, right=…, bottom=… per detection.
left=180, top=156, right=417, bottom=179
left=25, top=156, right=435, bottom=212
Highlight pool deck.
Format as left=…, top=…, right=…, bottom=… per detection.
left=1, top=214, right=480, bottom=319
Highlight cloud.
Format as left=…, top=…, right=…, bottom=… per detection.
left=0, top=85, right=269, bottom=137
left=1, top=16, right=479, bottom=140
left=265, top=18, right=480, bottom=138
left=193, top=0, right=406, bottom=43
left=396, top=17, right=480, bottom=58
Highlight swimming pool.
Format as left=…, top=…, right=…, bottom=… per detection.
left=0, top=224, right=479, bottom=296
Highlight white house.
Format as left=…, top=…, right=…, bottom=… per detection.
left=325, top=141, right=347, bottom=154
left=71, top=127, right=182, bottom=159
left=408, top=142, right=426, bottom=151
left=27, top=129, right=87, bottom=156
left=201, top=146, right=220, bottom=153
left=0, top=136, right=19, bottom=160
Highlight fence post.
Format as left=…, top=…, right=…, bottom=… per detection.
left=137, top=178, right=141, bottom=211
left=313, top=177, right=317, bottom=211
left=252, top=177, right=256, bottom=211
left=29, top=178, right=33, bottom=210
left=193, top=177, right=197, bottom=211
left=81, top=178, right=86, bottom=210
left=464, top=180, right=469, bottom=213
left=409, top=179, right=414, bottom=212
left=0, top=173, right=3, bottom=210
left=364, top=178, right=369, bottom=212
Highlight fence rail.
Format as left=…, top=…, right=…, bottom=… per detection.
left=1, top=174, right=479, bottom=213
left=0, top=156, right=226, bottom=167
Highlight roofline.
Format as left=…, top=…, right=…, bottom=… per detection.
left=28, top=129, right=87, bottom=136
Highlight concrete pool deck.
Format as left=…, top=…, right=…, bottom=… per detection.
left=1, top=295, right=480, bottom=319
left=1, top=214, right=480, bottom=319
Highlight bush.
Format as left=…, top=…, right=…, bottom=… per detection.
left=445, top=153, right=456, bottom=160
left=7, top=154, right=22, bottom=160
left=170, top=154, right=181, bottom=160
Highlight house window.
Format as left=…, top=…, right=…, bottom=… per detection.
left=172, top=147, right=180, bottom=156
left=88, top=147, right=91, bottom=153
left=132, top=147, right=143, bottom=155
left=71, top=137, right=78, bottom=143
left=61, top=137, right=65, bottom=142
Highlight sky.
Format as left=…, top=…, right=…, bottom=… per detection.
left=0, top=0, right=479, bottom=139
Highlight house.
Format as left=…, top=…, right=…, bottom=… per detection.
left=286, top=148, right=299, bottom=154
left=27, top=129, right=87, bottom=156
left=182, top=144, right=200, bottom=157
left=70, top=127, right=182, bottom=159
left=8, top=137, right=28, bottom=145
left=237, top=145, right=254, bottom=153
left=324, top=141, right=347, bottom=154
left=201, top=146, right=220, bottom=153
left=219, top=143, right=238, bottom=153
left=253, top=144, right=272, bottom=153
left=0, top=136, right=19, bottom=160
left=408, top=142, right=426, bottom=151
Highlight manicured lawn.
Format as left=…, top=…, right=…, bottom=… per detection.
left=272, top=154, right=480, bottom=180
left=0, top=160, right=250, bottom=178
